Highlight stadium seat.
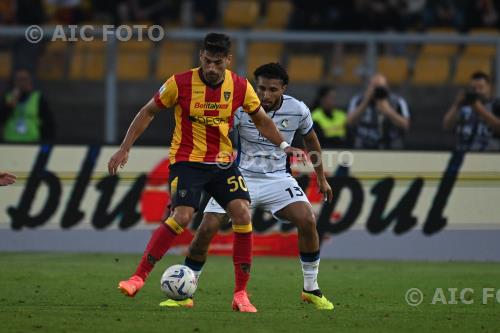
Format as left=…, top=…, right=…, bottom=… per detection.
left=223, top=0, right=260, bottom=29
left=0, top=51, right=12, bottom=79
left=69, top=40, right=106, bottom=80
left=261, top=0, right=293, bottom=30
left=287, top=55, right=324, bottom=82
left=117, top=40, right=152, bottom=80
left=412, top=56, right=450, bottom=85
left=156, top=41, right=195, bottom=80
left=420, top=28, right=459, bottom=57
left=247, top=42, right=284, bottom=73
left=334, top=55, right=364, bottom=84
left=376, top=56, right=409, bottom=85
left=463, top=28, right=499, bottom=57
left=453, top=55, right=492, bottom=85
left=37, top=40, right=68, bottom=80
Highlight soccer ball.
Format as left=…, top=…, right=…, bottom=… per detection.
left=160, top=264, right=197, bottom=300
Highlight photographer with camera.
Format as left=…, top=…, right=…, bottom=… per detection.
left=347, top=73, right=410, bottom=149
left=443, top=71, right=500, bottom=151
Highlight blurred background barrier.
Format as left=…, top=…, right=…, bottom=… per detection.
left=1, top=144, right=499, bottom=260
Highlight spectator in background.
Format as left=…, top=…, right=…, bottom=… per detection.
left=311, top=85, right=347, bottom=147
left=192, top=0, right=218, bottom=28
left=422, top=0, right=466, bottom=31
left=347, top=73, right=410, bottom=149
left=443, top=71, right=500, bottom=151
left=45, top=0, right=83, bottom=24
left=128, top=0, right=180, bottom=25
left=0, top=69, right=54, bottom=143
left=465, top=0, right=499, bottom=30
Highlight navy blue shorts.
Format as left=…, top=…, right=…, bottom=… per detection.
left=168, top=162, right=250, bottom=211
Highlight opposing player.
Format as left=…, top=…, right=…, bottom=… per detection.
left=108, top=34, right=306, bottom=312
left=161, top=63, right=335, bottom=310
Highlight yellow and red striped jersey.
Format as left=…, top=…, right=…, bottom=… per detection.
left=154, top=68, right=260, bottom=164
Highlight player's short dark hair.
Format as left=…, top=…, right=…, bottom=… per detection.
left=202, top=33, right=231, bottom=56
left=253, top=62, right=289, bottom=85
left=471, top=71, right=491, bottom=84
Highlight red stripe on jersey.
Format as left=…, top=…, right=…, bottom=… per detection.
left=153, top=92, right=166, bottom=108
left=173, top=71, right=194, bottom=162
left=230, top=72, right=247, bottom=128
left=204, top=84, right=222, bottom=162
left=204, top=110, right=219, bottom=116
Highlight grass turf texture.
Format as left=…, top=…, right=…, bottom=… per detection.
left=0, top=253, right=499, bottom=333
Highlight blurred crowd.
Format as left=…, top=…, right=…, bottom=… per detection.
left=0, top=0, right=498, bottom=31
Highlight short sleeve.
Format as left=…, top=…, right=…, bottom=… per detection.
left=233, top=108, right=243, bottom=128
left=154, top=75, right=178, bottom=109
left=299, top=101, right=314, bottom=135
left=242, top=80, right=261, bottom=114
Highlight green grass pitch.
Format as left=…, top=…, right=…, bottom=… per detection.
left=0, top=253, right=499, bottom=333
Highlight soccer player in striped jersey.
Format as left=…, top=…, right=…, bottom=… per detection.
left=161, top=63, right=334, bottom=310
left=108, top=34, right=306, bottom=312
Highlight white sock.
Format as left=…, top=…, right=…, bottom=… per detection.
left=192, top=269, right=203, bottom=282
left=300, top=258, right=320, bottom=291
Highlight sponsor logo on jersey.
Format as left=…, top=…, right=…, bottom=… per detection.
left=194, top=102, right=229, bottom=110
left=188, top=115, right=229, bottom=126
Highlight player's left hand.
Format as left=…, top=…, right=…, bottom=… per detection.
left=284, top=146, right=307, bottom=164
left=318, top=177, right=333, bottom=203
left=0, top=171, right=17, bottom=186
left=108, top=148, right=129, bottom=175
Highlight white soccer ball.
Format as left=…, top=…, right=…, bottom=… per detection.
left=160, top=264, right=197, bottom=300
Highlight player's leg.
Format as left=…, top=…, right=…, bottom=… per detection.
left=118, top=163, right=204, bottom=297
left=186, top=211, right=229, bottom=280
left=275, top=201, right=334, bottom=310
left=225, top=198, right=257, bottom=312
left=159, top=211, right=228, bottom=308
left=208, top=166, right=256, bottom=312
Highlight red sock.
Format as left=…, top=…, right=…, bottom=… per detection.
left=134, top=224, right=178, bottom=281
left=233, top=231, right=253, bottom=293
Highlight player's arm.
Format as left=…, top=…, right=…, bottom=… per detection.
left=302, top=130, right=333, bottom=202
left=108, top=98, right=161, bottom=175
left=249, top=107, right=307, bottom=161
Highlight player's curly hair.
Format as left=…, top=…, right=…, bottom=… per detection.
left=202, top=33, right=231, bottom=56
left=253, top=63, right=289, bottom=85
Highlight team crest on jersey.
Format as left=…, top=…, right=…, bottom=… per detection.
left=224, top=91, right=231, bottom=101
left=281, top=119, right=289, bottom=128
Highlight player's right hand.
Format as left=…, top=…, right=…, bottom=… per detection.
left=108, top=148, right=129, bottom=175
